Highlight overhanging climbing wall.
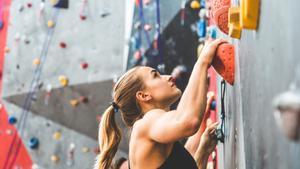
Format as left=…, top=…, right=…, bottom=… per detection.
left=1, top=0, right=126, bottom=168
left=217, top=0, right=300, bottom=169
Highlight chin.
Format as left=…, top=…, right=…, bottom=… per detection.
left=170, top=88, right=182, bottom=104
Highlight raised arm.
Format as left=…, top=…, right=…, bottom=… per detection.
left=146, top=39, right=226, bottom=144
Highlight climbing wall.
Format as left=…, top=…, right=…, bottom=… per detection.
left=0, top=0, right=126, bottom=168
left=216, top=0, right=300, bottom=169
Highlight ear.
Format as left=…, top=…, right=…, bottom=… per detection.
left=136, top=91, right=152, bottom=102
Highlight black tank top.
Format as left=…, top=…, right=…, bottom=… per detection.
left=129, top=142, right=198, bottom=169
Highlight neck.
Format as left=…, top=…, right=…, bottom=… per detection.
left=141, top=102, right=170, bottom=114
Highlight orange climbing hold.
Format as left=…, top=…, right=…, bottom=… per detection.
left=211, top=0, right=231, bottom=34
left=212, top=43, right=235, bottom=85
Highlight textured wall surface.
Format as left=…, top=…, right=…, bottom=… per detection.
left=2, top=0, right=125, bottom=168
left=218, top=0, right=300, bottom=169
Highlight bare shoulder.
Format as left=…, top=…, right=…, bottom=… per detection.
left=132, top=109, right=166, bottom=135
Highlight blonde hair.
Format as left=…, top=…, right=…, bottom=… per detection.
left=94, top=66, right=145, bottom=169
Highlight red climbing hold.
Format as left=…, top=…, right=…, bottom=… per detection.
left=80, top=15, right=87, bottom=20
left=27, top=3, right=32, bottom=8
left=60, top=42, right=67, bottom=48
left=81, top=62, right=88, bottom=69
left=211, top=0, right=231, bottom=34
left=212, top=43, right=235, bottom=85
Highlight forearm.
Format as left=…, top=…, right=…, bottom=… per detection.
left=194, top=146, right=210, bottom=169
left=176, top=60, right=209, bottom=123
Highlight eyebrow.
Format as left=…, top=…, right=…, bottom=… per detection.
left=150, top=69, right=158, bottom=75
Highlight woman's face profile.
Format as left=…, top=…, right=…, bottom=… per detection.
left=137, top=66, right=182, bottom=106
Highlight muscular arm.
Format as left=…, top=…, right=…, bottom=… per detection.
left=184, top=93, right=214, bottom=156
left=147, top=39, right=226, bottom=144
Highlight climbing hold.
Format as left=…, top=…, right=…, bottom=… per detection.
left=27, top=3, right=32, bottom=8
left=144, top=24, right=152, bottom=31
left=197, top=19, right=206, bottom=38
left=143, top=0, right=151, bottom=5
left=29, top=137, right=39, bottom=149
left=82, top=147, right=90, bottom=153
left=171, top=65, right=188, bottom=80
left=0, top=21, right=4, bottom=30
left=18, top=4, right=24, bottom=12
left=4, top=47, right=10, bottom=53
left=31, top=164, right=39, bottom=169
left=6, top=129, right=13, bottom=135
left=229, top=7, right=240, bottom=24
left=8, top=116, right=17, bottom=124
left=59, top=42, right=67, bottom=48
left=100, top=12, right=110, bottom=18
left=53, top=131, right=62, bottom=140
left=51, top=0, right=69, bottom=9
left=93, top=147, right=100, bottom=154
left=134, top=22, right=141, bottom=29
left=47, top=20, right=55, bottom=28
left=96, top=115, right=102, bottom=122
left=51, top=155, right=60, bottom=163
left=229, top=23, right=242, bottom=39
left=198, top=8, right=206, bottom=19
left=134, top=51, right=142, bottom=60
left=210, top=100, right=216, bottom=110
left=211, top=0, right=231, bottom=34
left=190, top=0, right=201, bottom=9
left=33, top=58, right=41, bottom=66
left=207, top=26, right=217, bottom=39
left=80, top=15, right=87, bottom=20
left=58, top=75, right=69, bottom=87
left=70, top=99, right=79, bottom=107
left=81, top=62, right=88, bottom=69
left=228, top=7, right=242, bottom=39
left=79, top=96, right=88, bottom=103
left=240, top=0, right=259, bottom=30
left=212, top=43, right=235, bottom=85
left=14, top=33, right=21, bottom=41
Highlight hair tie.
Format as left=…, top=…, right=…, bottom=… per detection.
left=111, top=102, right=119, bottom=113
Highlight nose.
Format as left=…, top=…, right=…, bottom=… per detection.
left=165, top=75, right=175, bottom=83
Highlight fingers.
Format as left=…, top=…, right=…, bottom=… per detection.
left=210, top=39, right=227, bottom=47
left=207, top=121, right=219, bottom=134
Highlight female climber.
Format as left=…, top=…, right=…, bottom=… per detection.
left=94, top=38, right=226, bottom=169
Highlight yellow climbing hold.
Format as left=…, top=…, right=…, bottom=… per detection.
left=52, top=131, right=61, bottom=140
left=229, top=7, right=242, bottom=39
left=240, top=0, right=260, bottom=30
left=70, top=99, right=79, bottom=107
left=229, top=7, right=240, bottom=25
left=82, top=147, right=90, bottom=153
left=47, top=20, right=55, bottom=28
left=229, top=23, right=242, bottom=39
left=50, top=0, right=58, bottom=5
left=51, top=155, right=60, bottom=163
left=58, top=75, right=69, bottom=87
left=190, top=0, right=201, bottom=9
left=33, top=58, right=41, bottom=66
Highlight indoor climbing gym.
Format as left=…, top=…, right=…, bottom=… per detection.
left=0, top=0, right=299, bottom=169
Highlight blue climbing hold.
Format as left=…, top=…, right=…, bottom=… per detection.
left=8, top=116, right=17, bottom=124
left=53, top=0, right=69, bottom=9
left=0, top=21, right=4, bottom=30
left=207, top=26, right=217, bottom=39
left=29, top=137, right=39, bottom=149
left=210, top=100, right=216, bottom=110
left=200, top=0, right=206, bottom=8
left=197, top=19, right=206, bottom=38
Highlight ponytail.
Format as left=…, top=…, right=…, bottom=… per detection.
left=94, top=106, right=121, bottom=169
